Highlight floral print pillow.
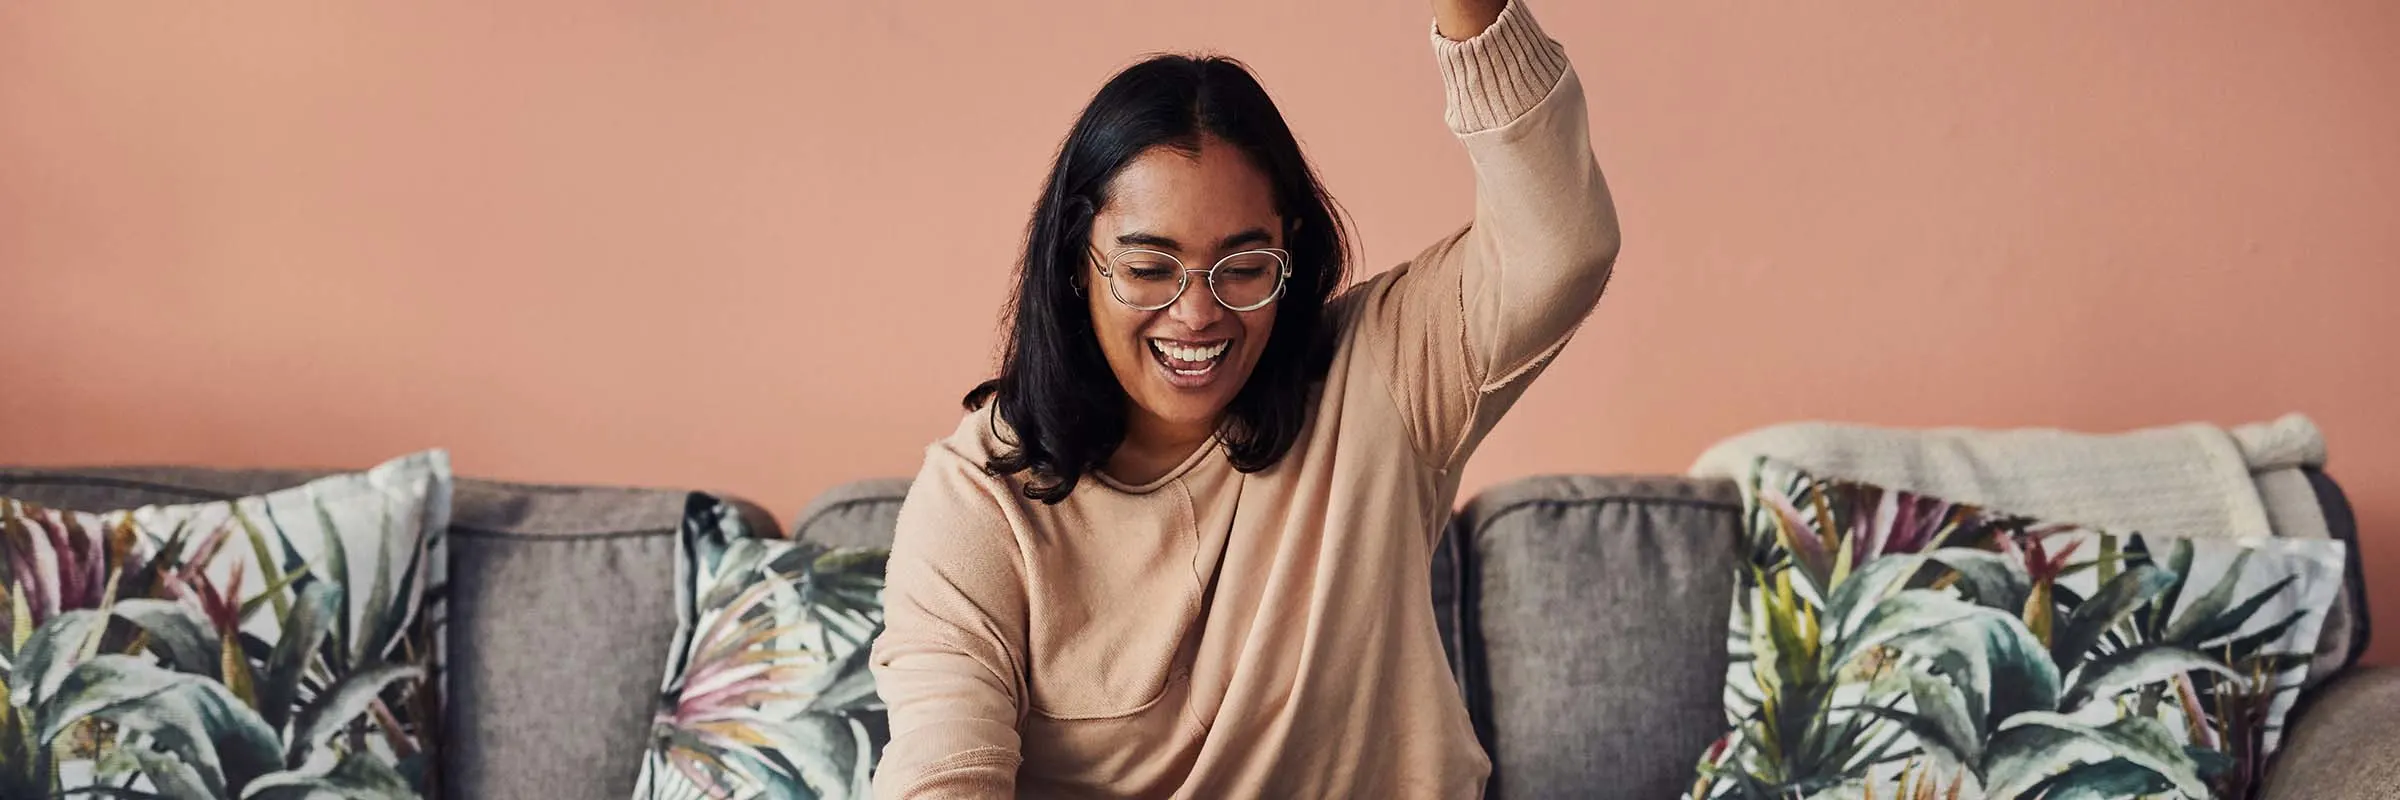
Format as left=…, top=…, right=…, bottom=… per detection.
left=634, top=494, right=888, bottom=800
left=1689, top=460, right=2345, bottom=800
left=1, top=450, right=450, bottom=799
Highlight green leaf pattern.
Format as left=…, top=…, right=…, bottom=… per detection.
left=1, top=451, right=445, bottom=799
left=1690, top=460, right=2347, bottom=800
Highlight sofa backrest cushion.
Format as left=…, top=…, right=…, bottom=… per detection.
left=1446, top=474, right=1743, bottom=800
left=438, top=481, right=777, bottom=800
left=791, top=476, right=910, bottom=549
left=0, top=465, right=333, bottom=509
left=0, top=465, right=778, bottom=800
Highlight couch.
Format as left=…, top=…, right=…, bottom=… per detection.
left=2, top=465, right=2388, bottom=799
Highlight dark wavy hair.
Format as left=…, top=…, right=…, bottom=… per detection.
left=964, top=54, right=1351, bottom=504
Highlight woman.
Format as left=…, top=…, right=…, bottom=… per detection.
left=871, top=0, right=1617, bottom=796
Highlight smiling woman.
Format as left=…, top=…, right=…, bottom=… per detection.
left=1086, top=158, right=1298, bottom=483
left=961, top=51, right=1352, bottom=501
left=872, top=0, right=1619, bottom=796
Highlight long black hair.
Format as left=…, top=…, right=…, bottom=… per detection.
left=964, top=54, right=1351, bottom=504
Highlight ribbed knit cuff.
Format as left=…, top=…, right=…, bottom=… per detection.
left=1431, top=0, right=1570, bottom=134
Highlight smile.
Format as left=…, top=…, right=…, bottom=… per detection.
left=1149, top=338, right=1230, bottom=383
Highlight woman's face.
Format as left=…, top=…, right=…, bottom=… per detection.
left=1086, top=136, right=1283, bottom=442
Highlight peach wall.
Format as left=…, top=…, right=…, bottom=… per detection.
left=4, top=2, right=2397, bottom=661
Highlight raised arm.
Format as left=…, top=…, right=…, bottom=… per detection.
left=869, top=452, right=1030, bottom=799
left=1360, top=0, right=1618, bottom=472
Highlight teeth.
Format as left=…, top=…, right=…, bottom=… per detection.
left=1150, top=340, right=1228, bottom=362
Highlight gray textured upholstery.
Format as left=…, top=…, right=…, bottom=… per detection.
left=0, top=464, right=777, bottom=800
left=1432, top=516, right=1467, bottom=684
left=0, top=465, right=335, bottom=509
left=791, top=476, right=909, bottom=549
left=2263, top=667, right=2400, bottom=799
left=1448, top=474, right=1744, bottom=800
left=441, top=481, right=727, bottom=800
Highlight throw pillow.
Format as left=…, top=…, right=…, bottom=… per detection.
left=1689, top=460, right=2345, bottom=800
left=1, top=449, right=451, bottom=799
left=634, top=494, right=889, bottom=800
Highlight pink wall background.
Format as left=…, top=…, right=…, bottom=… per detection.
left=4, top=2, right=2396, bottom=661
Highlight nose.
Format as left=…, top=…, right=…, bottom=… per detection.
left=1166, top=270, right=1228, bottom=328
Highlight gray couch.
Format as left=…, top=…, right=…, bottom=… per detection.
left=3, top=465, right=2389, bottom=799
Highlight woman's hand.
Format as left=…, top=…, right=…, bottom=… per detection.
left=1432, top=0, right=1507, bottom=41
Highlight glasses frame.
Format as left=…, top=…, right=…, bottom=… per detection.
left=1093, top=247, right=1294, bottom=312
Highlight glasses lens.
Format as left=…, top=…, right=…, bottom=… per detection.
left=1211, top=251, right=1287, bottom=310
left=1108, top=251, right=1184, bottom=309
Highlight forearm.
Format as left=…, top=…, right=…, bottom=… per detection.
left=1434, top=0, right=1620, bottom=384
left=872, top=645, right=1023, bottom=799
left=870, top=460, right=1031, bottom=799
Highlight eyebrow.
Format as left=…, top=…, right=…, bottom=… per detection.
left=1114, top=227, right=1276, bottom=252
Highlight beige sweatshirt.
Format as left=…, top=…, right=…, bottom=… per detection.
left=870, top=3, right=1616, bottom=797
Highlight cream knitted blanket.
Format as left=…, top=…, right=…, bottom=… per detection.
left=1690, top=413, right=2354, bottom=685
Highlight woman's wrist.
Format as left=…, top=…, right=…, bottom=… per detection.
left=1431, top=0, right=1569, bottom=134
left=1433, top=0, right=1507, bottom=41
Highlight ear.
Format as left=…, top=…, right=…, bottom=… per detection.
left=1072, top=246, right=1097, bottom=296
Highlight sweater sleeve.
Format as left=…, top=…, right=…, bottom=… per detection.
left=1358, top=0, right=1619, bottom=473
left=869, top=449, right=1030, bottom=799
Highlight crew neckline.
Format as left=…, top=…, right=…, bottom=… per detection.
left=1093, top=433, right=1224, bottom=495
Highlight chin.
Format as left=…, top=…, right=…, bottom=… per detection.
left=1130, top=382, right=1229, bottom=420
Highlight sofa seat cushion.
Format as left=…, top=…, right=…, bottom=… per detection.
left=2262, top=667, right=2400, bottom=799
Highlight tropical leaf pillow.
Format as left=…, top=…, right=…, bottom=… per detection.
left=1689, top=460, right=2345, bottom=800
left=634, top=494, right=888, bottom=800
left=0, top=449, right=450, bottom=799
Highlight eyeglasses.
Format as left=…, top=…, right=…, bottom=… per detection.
left=1094, top=247, right=1292, bottom=312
